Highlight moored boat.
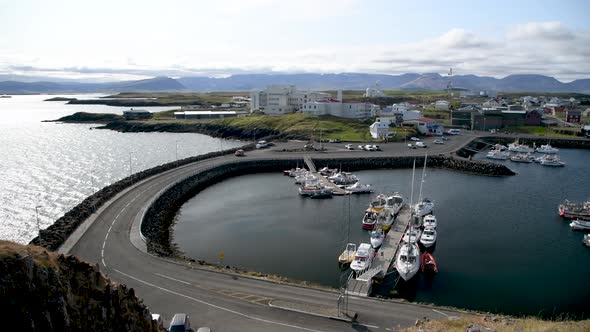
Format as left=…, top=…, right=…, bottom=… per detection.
left=403, top=228, right=422, bottom=243
left=395, top=241, right=420, bottom=281
left=421, top=252, right=438, bottom=273
left=345, top=182, right=373, bottom=194
left=508, top=141, right=534, bottom=153
left=570, top=219, right=590, bottom=231
left=486, top=149, right=509, bottom=160
left=310, top=188, right=333, bottom=199
left=536, top=144, right=559, bottom=154
left=362, top=208, right=379, bottom=229
left=420, top=227, right=437, bottom=248
left=338, top=243, right=357, bottom=264
left=510, top=153, right=534, bottom=163
left=422, top=214, right=437, bottom=228
left=583, top=234, right=590, bottom=247
left=539, top=154, right=565, bottom=167
left=413, top=198, right=434, bottom=217
left=370, top=228, right=385, bottom=249
left=328, top=172, right=358, bottom=185
left=350, top=243, right=375, bottom=274
left=377, top=208, right=395, bottom=231
left=385, top=193, right=404, bottom=215
left=558, top=199, right=590, bottom=221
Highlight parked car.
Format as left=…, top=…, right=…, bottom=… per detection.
left=408, top=143, right=416, bottom=149
left=446, top=129, right=461, bottom=135
left=169, top=313, right=192, bottom=332
left=358, top=145, right=365, bottom=150
left=365, top=144, right=376, bottom=151
left=255, top=140, right=269, bottom=149
left=373, top=145, right=381, bottom=151
left=345, top=144, right=354, bottom=150
left=433, top=139, right=444, bottom=144
left=234, top=149, right=245, bottom=156
left=410, top=137, right=420, bottom=141
left=329, top=138, right=341, bottom=143
left=415, top=142, right=427, bottom=148
left=442, top=136, right=450, bottom=141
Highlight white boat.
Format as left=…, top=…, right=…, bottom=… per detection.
left=486, top=149, right=510, bottom=160
left=510, top=153, right=534, bottom=163
left=368, top=194, right=388, bottom=212
left=422, top=214, right=437, bottom=228
left=559, top=199, right=590, bottom=221
left=508, top=141, right=533, bottom=153
left=385, top=193, right=404, bottom=215
left=298, top=183, right=331, bottom=196
left=414, top=198, right=434, bottom=217
left=420, top=227, right=437, bottom=248
left=370, top=228, right=385, bottom=249
left=539, top=154, right=565, bottom=167
left=493, top=144, right=508, bottom=151
left=350, top=243, right=374, bottom=273
left=570, top=219, right=590, bottom=231
left=583, top=234, right=590, bottom=247
left=403, top=228, right=422, bottom=243
left=288, top=167, right=306, bottom=177
left=377, top=208, right=395, bottom=231
left=395, top=241, right=420, bottom=281
left=328, top=172, right=358, bottom=185
left=536, top=144, right=559, bottom=154
left=338, top=243, right=357, bottom=264
left=345, top=182, right=373, bottom=194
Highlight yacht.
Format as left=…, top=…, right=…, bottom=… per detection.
left=350, top=243, right=374, bottom=274
left=385, top=193, right=404, bottom=215
left=510, top=153, right=533, bottom=163
left=422, top=214, right=437, bottom=228
left=319, top=167, right=338, bottom=176
left=403, top=228, right=422, bottom=243
left=508, top=141, right=533, bottom=153
left=420, top=227, right=437, bottom=248
left=338, top=243, right=357, bottom=265
left=395, top=241, right=420, bottom=281
left=309, top=188, right=333, bottom=199
left=536, top=144, right=559, bottom=154
left=345, top=182, right=373, bottom=194
left=414, top=198, right=434, bottom=217
left=486, top=149, right=509, bottom=160
left=328, top=172, right=358, bottom=185
left=370, top=228, right=385, bottom=249
left=369, top=194, right=388, bottom=212
left=569, top=219, right=590, bottom=231
left=559, top=200, right=590, bottom=221
left=539, top=154, right=565, bottom=167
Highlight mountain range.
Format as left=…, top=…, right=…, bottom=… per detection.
left=1, top=73, right=589, bottom=94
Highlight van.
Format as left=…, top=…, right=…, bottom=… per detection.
left=169, top=313, right=192, bottom=332
left=447, top=129, right=461, bottom=135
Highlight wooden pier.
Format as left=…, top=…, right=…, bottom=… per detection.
left=346, top=204, right=411, bottom=297
left=304, top=155, right=347, bottom=195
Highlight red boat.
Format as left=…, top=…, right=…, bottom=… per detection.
left=421, top=252, right=438, bottom=273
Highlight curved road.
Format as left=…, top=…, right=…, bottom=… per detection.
left=67, top=136, right=476, bottom=331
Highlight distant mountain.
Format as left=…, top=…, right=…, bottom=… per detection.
left=1, top=73, right=590, bottom=93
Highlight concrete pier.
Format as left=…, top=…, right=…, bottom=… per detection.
left=346, top=204, right=411, bottom=297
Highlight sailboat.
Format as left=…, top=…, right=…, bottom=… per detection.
left=395, top=159, right=420, bottom=281
left=413, top=155, right=434, bottom=217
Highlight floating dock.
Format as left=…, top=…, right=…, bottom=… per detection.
left=346, top=204, right=411, bottom=297
left=304, top=156, right=348, bottom=195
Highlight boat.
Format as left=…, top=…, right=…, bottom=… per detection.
left=299, top=183, right=330, bottom=196
left=370, top=228, right=385, bottom=249
left=403, top=228, right=422, bottom=243
left=345, top=182, right=373, bottom=194
left=536, top=144, right=559, bottom=154
left=288, top=167, right=306, bottom=177
left=569, top=219, right=590, bottom=231
left=539, top=154, right=565, bottom=167
left=362, top=208, right=379, bottom=229
left=377, top=209, right=395, bottom=231
left=369, top=194, right=388, bottom=212
left=420, top=227, right=437, bottom=248
left=309, top=188, right=333, bottom=199
left=583, top=234, right=590, bottom=247
left=395, top=241, right=420, bottom=281
left=338, top=243, right=357, bottom=264
left=422, top=214, right=437, bottom=228
left=508, top=141, right=533, bottom=153
left=350, top=243, right=375, bottom=274
left=328, top=172, right=358, bottom=185
left=385, top=193, right=404, bottom=215
left=486, top=149, right=509, bottom=160
left=510, top=153, right=534, bottom=163
left=414, top=198, right=434, bottom=217
left=493, top=144, right=507, bottom=151
left=421, top=252, right=438, bottom=273
left=319, top=166, right=338, bottom=176
left=558, top=200, right=590, bottom=220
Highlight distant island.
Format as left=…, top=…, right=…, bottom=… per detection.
left=44, top=97, right=77, bottom=102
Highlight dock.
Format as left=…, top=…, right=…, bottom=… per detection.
left=304, top=155, right=347, bottom=195
left=346, top=204, right=411, bottom=297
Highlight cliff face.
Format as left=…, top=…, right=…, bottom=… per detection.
left=0, top=241, right=163, bottom=332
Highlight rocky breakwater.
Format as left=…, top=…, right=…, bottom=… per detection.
left=29, top=145, right=253, bottom=251
left=0, top=241, right=164, bottom=332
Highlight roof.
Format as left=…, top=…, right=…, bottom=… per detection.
left=175, top=111, right=244, bottom=115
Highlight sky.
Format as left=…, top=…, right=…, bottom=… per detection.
left=0, top=0, right=589, bottom=82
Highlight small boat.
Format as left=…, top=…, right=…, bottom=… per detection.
left=570, top=219, right=590, bottom=231
left=510, top=153, right=534, bottom=163
left=508, top=141, right=534, bottom=153
left=350, top=243, right=375, bottom=274
left=370, top=228, right=385, bottom=249
left=493, top=144, right=507, bottom=151
left=362, top=208, right=379, bottom=229
left=536, top=144, right=559, bottom=154
left=369, top=194, right=388, bottom=212
left=420, top=227, right=437, bottom=248
left=310, top=188, right=333, bottom=199
left=377, top=208, right=395, bottom=231
left=421, top=252, right=438, bottom=273
left=338, top=243, right=357, bottom=264
left=558, top=200, right=590, bottom=221
left=385, top=193, right=404, bottom=215
left=486, top=149, right=509, bottom=160
left=319, top=166, right=338, bottom=176
left=539, top=154, right=565, bottom=167
left=422, top=214, right=437, bottom=228
left=299, top=183, right=330, bottom=196
left=413, top=198, right=434, bottom=217
left=345, top=182, right=373, bottom=194
left=583, top=234, right=590, bottom=247
left=403, top=228, right=422, bottom=243
left=288, top=167, right=306, bottom=177
left=395, top=242, right=420, bottom=281
left=328, top=172, right=358, bottom=185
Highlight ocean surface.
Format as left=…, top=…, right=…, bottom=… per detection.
left=175, top=149, right=590, bottom=317
left=0, top=95, right=242, bottom=244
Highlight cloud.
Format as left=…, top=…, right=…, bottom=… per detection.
left=507, top=21, right=575, bottom=41
left=438, top=29, right=489, bottom=48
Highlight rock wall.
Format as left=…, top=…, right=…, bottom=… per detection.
left=0, top=241, right=163, bottom=332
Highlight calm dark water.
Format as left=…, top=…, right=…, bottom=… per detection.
left=175, top=149, right=590, bottom=316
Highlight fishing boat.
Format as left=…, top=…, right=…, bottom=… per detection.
left=345, top=182, right=373, bottom=194
left=350, top=243, right=374, bottom=274
left=510, top=153, right=533, bottom=163
left=299, top=183, right=331, bottom=196
left=370, top=228, right=385, bottom=249
left=338, top=243, right=357, bottom=264
left=569, top=219, right=590, bottom=231
left=536, top=144, right=559, bottom=154
left=377, top=209, right=395, bottom=231
left=583, top=234, right=590, bottom=247
left=421, top=252, right=438, bottom=273
left=362, top=208, right=379, bottom=229
left=395, top=241, right=420, bottom=281
left=486, top=149, right=510, bottom=160
left=558, top=200, right=590, bottom=221
left=422, top=214, right=437, bottom=228
left=385, top=193, right=404, bottom=215
left=369, top=194, right=388, bottom=212
left=328, top=172, right=358, bottom=185
left=508, top=141, right=533, bottom=153
left=420, top=227, right=437, bottom=248
left=539, top=154, right=565, bottom=167
left=310, top=188, right=333, bottom=199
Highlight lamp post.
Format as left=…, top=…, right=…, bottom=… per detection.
left=35, top=205, right=42, bottom=244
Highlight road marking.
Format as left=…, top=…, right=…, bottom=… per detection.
left=432, top=309, right=450, bottom=317
left=154, top=272, right=191, bottom=285
left=353, top=322, right=379, bottom=329
left=114, top=268, right=326, bottom=332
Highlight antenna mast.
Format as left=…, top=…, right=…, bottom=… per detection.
left=447, top=68, right=453, bottom=98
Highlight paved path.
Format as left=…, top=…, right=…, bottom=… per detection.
left=66, top=137, right=477, bottom=331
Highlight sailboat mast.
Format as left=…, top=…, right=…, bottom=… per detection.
left=418, top=154, right=427, bottom=202
left=410, top=159, right=416, bottom=208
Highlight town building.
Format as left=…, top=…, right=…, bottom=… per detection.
left=369, top=120, right=393, bottom=139
left=302, top=97, right=377, bottom=119
left=250, top=85, right=330, bottom=115
left=434, top=100, right=449, bottom=110
left=566, top=110, right=582, bottom=123
left=123, top=109, right=152, bottom=120
left=459, top=108, right=543, bottom=130
left=403, top=117, right=443, bottom=135
left=173, top=110, right=247, bottom=120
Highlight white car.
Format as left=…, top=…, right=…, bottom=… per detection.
left=433, top=139, right=444, bottom=144
left=365, top=144, right=376, bottom=151
left=358, top=145, right=365, bottom=150
left=415, top=142, right=427, bottom=148
left=408, top=143, right=416, bottom=149
left=410, top=137, right=420, bottom=141
left=255, top=140, right=269, bottom=149
left=345, top=144, right=354, bottom=150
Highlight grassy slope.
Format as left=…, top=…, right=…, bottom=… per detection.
left=405, top=316, right=590, bottom=332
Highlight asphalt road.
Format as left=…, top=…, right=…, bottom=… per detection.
left=67, top=135, right=477, bottom=331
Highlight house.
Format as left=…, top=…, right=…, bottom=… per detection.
left=524, top=109, right=543, bottom=126
left=403, top=117, right=443, bottom=135
left=482, top=98, right=502, bottom=109
left=369, top=119, right=394, bottom=139
left=174, top=110, right=247, bottom=120
left=302, top=98, right=376, bottom=119
left=123, top=109, right=152, bottom=120
left=250, top=85, right=330, bottom=115
left=434, top=100, right=449, bottom=110
left=566, top=110, right=582, bottom=123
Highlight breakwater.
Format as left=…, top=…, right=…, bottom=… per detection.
left=142, top=155, right=514, bottom=257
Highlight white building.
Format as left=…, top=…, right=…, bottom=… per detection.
left=363, top=81, right=385, bottom=98
left=369, top=119, right=394, bottom=139
left=434, top=100, right=449, bottom=110
left=250, top=85, right=330, bottom=115
left=302, top=97, right=377, bottom=119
